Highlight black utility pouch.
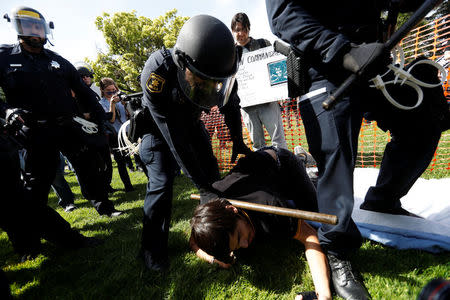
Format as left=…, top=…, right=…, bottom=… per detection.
left=274, top=40, right=310, bottom=98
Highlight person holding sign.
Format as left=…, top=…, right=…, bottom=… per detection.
left=231, top=13, right=288, bottom=151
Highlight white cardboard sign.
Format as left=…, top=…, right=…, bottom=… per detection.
left=236, top=46, right=288, bottom=108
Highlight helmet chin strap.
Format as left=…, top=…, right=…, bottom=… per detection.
left=20, top=36, right=47, bottom=50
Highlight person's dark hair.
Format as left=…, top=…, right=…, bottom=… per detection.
left=231, top=12, right=250, bottom=32
left=190, top=199, right=240, bottom=263
left=417, top=278, right=450, bottom=300
left=77, top=66, right=93, bottom=78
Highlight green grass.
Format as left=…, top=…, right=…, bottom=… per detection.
left=1, top=162, right=449, bottom=299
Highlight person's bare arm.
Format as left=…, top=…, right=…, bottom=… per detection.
left=189, top=235, right=232, bottom=269
left=109, top=97, right=118, bottom=123
left=293, top=220, right=331, bottom=300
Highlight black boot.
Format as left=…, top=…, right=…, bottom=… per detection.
left=139, top=217, right=170, bottom=272
left=327, top=254, right=371, bottom=300
left=0, top=269, right=12, bottom=300
left=360, top=202, right=422, bottom=218
left=138, top=247, right=169, bottom=272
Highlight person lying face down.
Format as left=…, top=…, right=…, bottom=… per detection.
left=190, top=147, right=331, bottom=300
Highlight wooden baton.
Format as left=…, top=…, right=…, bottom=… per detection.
left=190, top=194, right=338, bottom=225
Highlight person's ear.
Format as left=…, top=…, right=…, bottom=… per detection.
left=225, top=205, right=239, bottom=214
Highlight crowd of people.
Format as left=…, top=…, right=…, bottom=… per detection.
left=1, top=3, right=449, bottom=300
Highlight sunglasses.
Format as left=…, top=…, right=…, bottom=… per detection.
left=105, top=91, right=117, bottom=96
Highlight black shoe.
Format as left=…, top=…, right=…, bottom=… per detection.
left=139, top=248, right=169, bottom=272
left=296, top=291, right=317, bottom=300
left=359, top=203, right=423, bottom=218
left=58, top=232, right=104, bottom=250
left=108, top=186, right=118, bottom=194
left=20, top=251, right=39, bottom=262
left=17, top=243, right=41, bottom=262
left=79, top=236, right=104, bottom=248
left=327, top=254, right=371, bottom=300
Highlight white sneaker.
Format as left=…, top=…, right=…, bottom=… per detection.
left=64, top=204, right=77, bottom=212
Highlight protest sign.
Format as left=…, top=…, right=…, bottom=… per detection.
left=236, top=46, right=288, bottom=107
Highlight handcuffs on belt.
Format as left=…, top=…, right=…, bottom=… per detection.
left=73, top=116, right=98, bottom=134
left=369, top=46, right=447, bottom=111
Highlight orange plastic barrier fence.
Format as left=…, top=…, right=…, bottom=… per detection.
left=202, top=14, right=450, bottom=175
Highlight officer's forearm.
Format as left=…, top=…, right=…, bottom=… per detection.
left=266, top=0, right=350, bottom=66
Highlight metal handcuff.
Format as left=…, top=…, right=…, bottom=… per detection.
left=369, top=46, right=447, bottom=110
left=73, top=116, right=98, bottom=134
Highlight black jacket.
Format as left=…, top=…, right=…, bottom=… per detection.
left=0, top=43, right=105, bottom=122
left=266, top=0, right=422, bottom=79
left=140, top=48, right=244, bottom=189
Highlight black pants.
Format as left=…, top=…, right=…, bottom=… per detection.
left=0, top=134, right=40, bottom=254
left=107, top=131, right=133, bottom=190
left=0, top=269, right=11, bottom=300
left=26, top=121, right=115, bottom=215
left=139, top=133, right=177, bottom=257
left=298, top=77, right=441, bottom=257
left=275, top=147, right=318, bottom=212
left=0, top=132, right=84, bottom=252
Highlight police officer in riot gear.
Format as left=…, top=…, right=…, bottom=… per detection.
left=0, top=6, right=123, bottom=238
left=138, top=14, right=250, bottom=271
left=266, top=1, right=446, bottom=299
left=5, top=6, right=52, bottom=50
left=77, top=65, right=94, bottom=87
left=77, top=66, right=93, bottom=82
left=76, top=63, right=103, bottom=99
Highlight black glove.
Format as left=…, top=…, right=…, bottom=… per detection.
left=5, top=108, right=29, bottom=131
left=342, top=42, right=391, bottom=78
left=199, top=188, right=220, bottom=205
left=231, top=139, right=252, bottom=164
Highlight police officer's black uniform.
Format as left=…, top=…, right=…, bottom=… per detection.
left=266, top=1, right=447, bottom=299
left=266, top=0, right=450, bottom=297
left=267, top=0, right=446, bottom=252
left=0, top=42, right=121, bottom=215
left=0, top=122, right=41, bottom=256
left=138, top=15, right=250, bottom=271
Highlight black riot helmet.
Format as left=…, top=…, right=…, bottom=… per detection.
left=4, top=7, right=53, bottom=43
left=173, top=15, right=239, bottom=109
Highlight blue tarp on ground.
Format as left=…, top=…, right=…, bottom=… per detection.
left=352, top=168, right=450, bottom=253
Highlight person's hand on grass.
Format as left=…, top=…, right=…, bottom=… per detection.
left=211, top=257, right=233, bottom=269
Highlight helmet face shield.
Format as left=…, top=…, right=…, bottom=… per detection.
left=177, top=67, right=235, bottom=109
left=172, top=15, right=240, bottom=109
left=12, top=9, right=51, bottom=39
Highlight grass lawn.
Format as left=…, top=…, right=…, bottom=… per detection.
left=1, top=162, right=449, bottom=299
left=2, top=123, right=450, bottom=300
